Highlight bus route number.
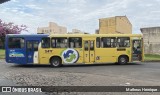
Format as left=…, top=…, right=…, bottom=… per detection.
left=45, top=50, right=53, bottom=53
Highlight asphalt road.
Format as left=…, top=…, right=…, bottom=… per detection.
left=0, top=59, right=160, bottom=95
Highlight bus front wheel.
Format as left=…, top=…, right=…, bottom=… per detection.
left=118, top=56, right=128, bottom=65
left=50, top=57, right=62, bottom=67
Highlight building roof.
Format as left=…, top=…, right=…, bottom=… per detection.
left=99, top=16, right=127, bottom=19
left=140, top=26, right=160, bottom=30
left=140, top=27, right=160, bottom=34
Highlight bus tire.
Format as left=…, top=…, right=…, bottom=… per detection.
left=118, top=56, right=128, bottom=65
left=50, top=57, right=62, bottom=67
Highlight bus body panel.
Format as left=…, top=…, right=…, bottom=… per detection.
left=5, top=34, right=48, bottom=64
left=26, top=40, right=40, bottom=64
left=6, top=49, right=26, bottom=64
left=39, top=48, right=84, bottom=65
left=95, top=48, right=117, bottom=63
left=6, top=34, right=144, bottom=65
left=83, top=37, right=96, bottom=64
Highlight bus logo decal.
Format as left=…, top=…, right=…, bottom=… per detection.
left=61, top=49, right=79, bottom=64
left=9, top=52, right=24, bottom=57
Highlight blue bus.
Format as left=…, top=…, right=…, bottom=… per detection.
left=5, top=34, right=48, bottom=64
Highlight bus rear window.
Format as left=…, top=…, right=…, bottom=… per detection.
left=8, top=37, right=24, bottom=49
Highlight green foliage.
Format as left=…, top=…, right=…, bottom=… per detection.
left=0, top=19, right=28, bottom=49
left=0, top=49, right=5, bottom=59
left=144, top=54, right=160, bottom=61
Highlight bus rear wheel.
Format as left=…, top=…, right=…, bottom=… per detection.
left=118, top=56, right=128, bottom=65
left=50, top=57, right=62, bottom=67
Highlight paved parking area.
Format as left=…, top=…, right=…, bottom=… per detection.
left=0, top=60, right=160, bottom=95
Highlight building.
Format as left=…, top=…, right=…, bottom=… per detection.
left=141, top=27, right=160, bottom=54
left=95, top=29, right=99, bottom=34
left=37, top=22, right=67, bottom=34
left=68, top=29, right=89, bottom=34
left=99, top=16, right=132, bottom=34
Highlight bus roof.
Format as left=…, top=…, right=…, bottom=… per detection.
left=49, top=34, right=142, bottom=37
left=6, top=34, right=142, bottom=38
left=6, top=34, right=48, bottom=37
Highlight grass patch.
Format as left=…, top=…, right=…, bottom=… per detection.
left=144, top=54, right=160, bottom=61
left=0, top=49, right=5, bottom=59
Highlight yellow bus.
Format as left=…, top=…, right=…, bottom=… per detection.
left=37, top=34, right=144, bottom=67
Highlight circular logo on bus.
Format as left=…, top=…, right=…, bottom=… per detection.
left=61, top=49, right=79, bottom=64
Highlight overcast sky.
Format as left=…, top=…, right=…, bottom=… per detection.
left=1, top=0, right=160, bottom=34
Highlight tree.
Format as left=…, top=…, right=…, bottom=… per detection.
left=0, top=0, right=10, bottom=4
left=0, top=19, right=28, bottom=49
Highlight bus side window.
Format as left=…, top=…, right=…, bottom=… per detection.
left=8, top=37, right=24, bottom=49
left=117, top=37, right=130, bottom=47
left=111, top=38, right=116, bottom=47
left=42, top=37, right=50, bottom=48
left=27, top=41, right=32, bottom=51
left=70, top=42, right=74, bottom=48
left=69, top=37, right=82, bottom=48
left=57, top=38, right=67, bottom=48
left=96, top=37, right=100, bottom=48
left=33, top=41, right=39, bottom=51
left=84, top=41, right=88, bottom=51
left=90, top=41, right=94, bottom=50
left=101, top=37, right=116, bottom=48
left=51, top=37, right=68, bottom=48
left=51, top=38, right=56, bottom=48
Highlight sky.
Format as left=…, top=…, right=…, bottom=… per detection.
left=0, top=0, right=160, bottom=34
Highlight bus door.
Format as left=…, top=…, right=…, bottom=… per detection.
left=132, top=39, right=142, bottom=61
left=26, top=40, right=39, bottom=64
left=84, top=40, right=95, bottom=63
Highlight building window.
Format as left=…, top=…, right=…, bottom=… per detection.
left=51, top=37, right=68, bottom=48
left=69, top=37, right=82, bottom=48
left=101, top=37, right=116, bottom=48
left=42, top=37, right=50, bottom=48
left=45, top=30, right=48, bottom=33
left=117, top=37, right=130, bottom=47
left=42, top=30, right=44, bottom=33
left=8, top=37, right=24, bottom=49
